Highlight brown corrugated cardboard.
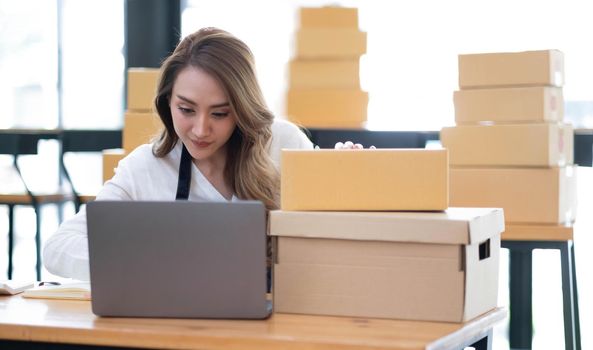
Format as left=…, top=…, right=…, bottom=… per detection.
left=300, top=7, right=358, bottom=28
left=269, top=208, right=504, bottom=322
left=458, top=50, right=564, bottom=88
left=286, top=89, right=367, bottom=128
left=440, top=123, right=573, bottom=166
left=502, top=223, right=574, bottom=241
left=270, top=208, right=504, bottom=244
left=281, top=149, right=448, bottom=211
left=450, top=166, right=577, bottom=224
left=102, top=149, right=126, bottom=182
left=454, top=86, right=564, bottom=124
left=127, top=68, right=160, bottom=112
left=122, top=112, right=163, bottom=152
left=295, top=28, right=366, bottom=59
left=289, top=59, right=360, bottom=89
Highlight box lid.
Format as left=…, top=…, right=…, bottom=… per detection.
left=269, top=208, right=504, bottom=244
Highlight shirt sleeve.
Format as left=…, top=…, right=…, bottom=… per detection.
left=269, top=119, right=314, bottom=168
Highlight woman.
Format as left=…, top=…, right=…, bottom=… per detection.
left=43, top=27, right=313, bottom=281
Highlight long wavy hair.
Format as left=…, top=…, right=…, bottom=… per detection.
left=152, top=28, right=279, bottom=210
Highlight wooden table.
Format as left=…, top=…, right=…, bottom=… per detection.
left=0, top=296, right=505, bottom=350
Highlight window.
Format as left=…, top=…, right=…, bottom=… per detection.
left=60, top=0, right=125, bottom=129
left=0, top=0, right=58, bottom=128
left=0, top=0, right=125, bottom=129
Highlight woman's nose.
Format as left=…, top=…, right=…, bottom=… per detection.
left=192, top=114, right=210, bottom=137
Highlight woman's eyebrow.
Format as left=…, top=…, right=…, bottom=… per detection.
left=176, top=95, right=229, bottom=109
left=176, top=94, right=197, bottom=105
left=211, top=102, right=230, bottom=108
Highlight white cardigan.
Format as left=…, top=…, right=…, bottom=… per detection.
left=43, top=119, right=313, bottom=280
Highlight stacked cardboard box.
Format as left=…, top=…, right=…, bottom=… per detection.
left=270, top=148, right=505, bottom=322
left=441, top=50, right=577, bottom=231
left=102, top=68, right=163, bottom=182
left=286, top=7, right=368, bottom=129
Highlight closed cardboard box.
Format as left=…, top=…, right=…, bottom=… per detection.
left=295, top=29, right=366, bottom=59
left=281, top=149, right=448, bottom=211
left=450, top=166, right=576, bottom=224
left=454, top=86, right=563, bottom=124
left=440, top=123, right=573, bottom=167
left=289, top=59, right=360, bottom=89
left=127, top=68, right=160, bottom=112
left=458, top=50, right=564, bottom=88
left=286, top=89, right=368, bottom=128
left=102, top=149, right=127, bottom=182
left=123, top=112, right=163, bottom=152
left=300, top=7, right=358, bottom=28
left=269, top=208, right=504, bottom=322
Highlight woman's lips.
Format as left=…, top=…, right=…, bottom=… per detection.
left=193, top=140, right=212, bottom=148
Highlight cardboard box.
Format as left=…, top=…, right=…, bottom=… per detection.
left=458, top=50, right=564, bottom=88
left=102, top=149, right=127, bottom=182
left=281, top=149, right=448, bottom=211
left=127, top=68, right=160, bottom=112
left=289, top=59, right=360, bottom=89
left=502, top=223, right=574, bottom=241
left=123, top=112, right=163, bottom=152
left=450, top=166, right=576, bottom=224
left=269, top=208, right=504, bottom=322
left=286, top=89, right=368, bottom=128
left=454, top=86, right=564, bottom=124
left=440, top=123, right=573, bottom=166
left=300, top=7, right=358, bottom=28
left=295, top=29, right=366, bottom=59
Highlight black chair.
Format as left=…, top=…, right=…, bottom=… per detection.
left=0, top=130, right=73, bottom=280
left=59, top=129, right=122, bottom=212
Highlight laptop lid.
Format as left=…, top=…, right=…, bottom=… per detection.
left=86, top=200, right=270, bottom=319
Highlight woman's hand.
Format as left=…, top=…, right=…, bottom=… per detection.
left=334, top=141, right=376, bottom=149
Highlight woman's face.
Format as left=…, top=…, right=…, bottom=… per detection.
left=170, top=66, right=237, bottom=163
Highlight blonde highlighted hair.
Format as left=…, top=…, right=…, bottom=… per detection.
left=152, top=28, right=279, bottom=210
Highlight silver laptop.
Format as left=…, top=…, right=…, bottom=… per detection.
left=86, top=200, right=271, bottom=319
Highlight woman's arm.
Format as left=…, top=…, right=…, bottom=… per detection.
left=270, top=119, right=314, bottom=167
left=42, top=156, right=137, bottom=281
